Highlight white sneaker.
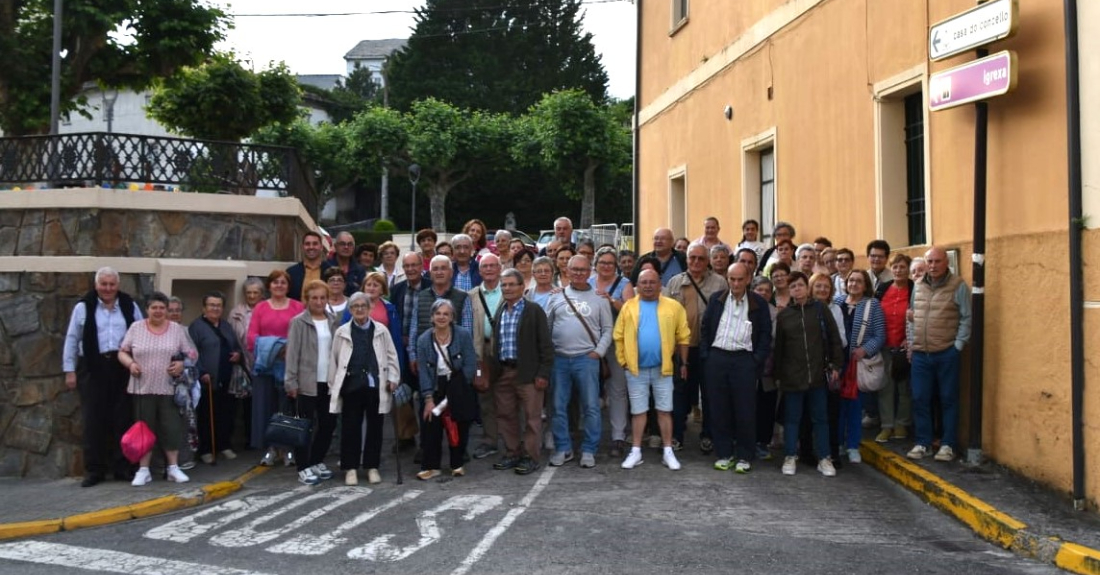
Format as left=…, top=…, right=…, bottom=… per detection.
left=817, top=457, right=837, bottom=477
left=733, top=460, right=751, bottom=474
left=934, top=445, right=955, bottom=462
left=367, top=468, right=382, bottom=484
left=220, top=449, right=238, bottom=460
left=345, top=470, right=358, bottom=485
left=848, top=448, right=862, bottom=464
left=260, top=447, right=277, bottom=466
left=284, top=450, right=295, bottom=467
left=132, top=467, right=152, bottom=486
left=200, top=453, right=215, bottom=464
left=298, top=468, right=320, bottom=485
left=662, top=450, right=681, bottom=471
left=621, top=449, right=644, bottom=469
left=907, top=445, right=930, bottom=460
left=166, top=465, right=190, bottom=483
left=782, top=456, right=797, bottom=476
left=311, top=463, right=334, bottom=480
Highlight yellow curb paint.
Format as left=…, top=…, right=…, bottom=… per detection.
left=1056, top=542, right=1100, bottom=575
left=129, top=495, right=189, bottom=518
left=861, top=441, right=1026, bottom=549
left=202, top=481, right=241, bottom=499
left=62, top=507, right=133, bottom=530
left=233, top=464, right=271, bottom=484
left=0, top=520, right=62, bottom=541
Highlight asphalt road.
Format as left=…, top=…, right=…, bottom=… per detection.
left=0, top=441, right=1062, bottom=575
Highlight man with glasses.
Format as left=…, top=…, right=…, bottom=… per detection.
left=408, top=256, right=472, bottom=378
left=832, top=248, right=855, bottom=297
left=641, top=228, right=687, bottom=286
left=866, top=239, right=893, bottom=291
left=390, top=252, right=430, bottom=454
left=326, top=231, right=365, bottom=296
left=449, top=234, right=482, bottom=294
left=468, top=254, right=504, bottom=460
left=288, top=231, right=334, bottom=301
left=545, top=256, right=613, bottom=469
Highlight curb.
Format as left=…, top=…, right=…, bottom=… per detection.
left=0, top=465, right=270, bottom=542
left=862, top=440, right=1100, bottom=575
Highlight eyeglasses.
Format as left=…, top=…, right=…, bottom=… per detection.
left=327, top=277, right=345, bottom=283
left=836, top=257, right=852, bottom=262
left=687, top=256, right=708, bottom=261
left=349, top=304, right=369, bottom=310
left=569, top=268, right=590, bottom=274
left=336, top=241, right=355, bottom=247
left=597, top=260, right=616, bottom=266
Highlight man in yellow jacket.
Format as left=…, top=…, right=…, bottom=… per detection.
left=613, top=269, right=691, bottom=470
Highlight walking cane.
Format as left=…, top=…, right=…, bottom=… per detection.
left=390, top=403, right=403, bottom=485
left=207, top=378, right=217, bottom=466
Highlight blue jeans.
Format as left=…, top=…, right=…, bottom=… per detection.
left=911, top=347, right=960, bottom=448
left=839, top=397, right=862, bottom=449
left=552, top=354, right=602, bottom=455
left=784, top=387, right=829, bottom=459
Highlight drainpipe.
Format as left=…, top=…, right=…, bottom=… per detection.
left=1063, top=0, right=1085, bottom=511
left=632, top=0, right=642, bottom=241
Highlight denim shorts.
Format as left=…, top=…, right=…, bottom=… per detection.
left=626, top=366, right=672, bottom=414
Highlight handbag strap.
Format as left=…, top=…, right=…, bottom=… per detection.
left=683, top=273, right=708, bottom=307
left=477, top=289, right=497, bottom=329
left=562, top=292, right=600, bottom=348
left=855, top=299, right=871, bottom=348
left=433, top=331, right=455, bottom=372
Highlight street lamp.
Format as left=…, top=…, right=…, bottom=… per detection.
left=102, top=88, right=119, bottom=134
left=408, top=163, right=421, bottom=251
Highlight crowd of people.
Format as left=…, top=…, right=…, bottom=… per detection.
left=62, top=215, right=971, bottom=488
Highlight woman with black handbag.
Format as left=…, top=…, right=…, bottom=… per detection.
left=415, top=299, right=478, bottom=480
left=328, top=292, right=401, bottom=486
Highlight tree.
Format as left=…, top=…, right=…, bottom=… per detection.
left=520, top=89, right=631, bottom=228
left=147, top=56, right=302, bottom=142
left=347, top=98, right=516, bottom=231
left=252, top=119, right=356, bottom=202
left=0, top=0, right=227, bottom=135
left=386, top=0, right=608, bottom=115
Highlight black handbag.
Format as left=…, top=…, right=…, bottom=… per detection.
left=264, top=411, right=312, bottom=447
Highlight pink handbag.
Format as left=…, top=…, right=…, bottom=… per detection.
left=121, top=420, right=157, bottom=463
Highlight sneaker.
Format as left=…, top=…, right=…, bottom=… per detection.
left=200, top=453, right=215, bottom=464
left=579, top=453, right=596, bottom=468
left=670, top=438, right=683, bottom=452
left=647, top=435, right=661, bottom=449
left=713, top=458, right=733, bottom=471
left=260, top=447, right=277, bottom=467
left=907, top=445, right=930, bottom=460
left=621, top=449, right=644, bottom=469
left=493, top=456, right=520, bottom=470
left=311, top=463, right=334, bottom=480
left=549, top=451, right=574, bottom=467
left=220, top=449, right=238, bottom=460
left=817, top=457, right=837, bottom=477
left=609, top=440, right=626, bottom=458
left=699, top=437, right=714, bottom=454
left=166, top=465, right=190, bottom=483
left=284, top=450, right=295, bottom=467
left=451, top=467, right=465, bottom=477
left=367, top=468, right=382, bottom=483
left=734, top=460, right=751, bottom=474
left=862, top=414, right=880, bottom=429
left=472, top=443, right=498, bottom=460
left=934, top=445, right=955, bottom=462
left=298, top=468, right=321, bottom=485
left=875, top=428, right=893, bottom=443
left=515, top=457, right=541, bottom=475
left=892, top=427, right=909, bottom=440
left=755, top=444, right=772, bottom=460
left=416, top=469, right=441, bottom=481
left=662, top=450, right=682, bottom=471
left=848, top=448, right=862, bottom=464
left=131, top=467, right=152, bottom=486
left=345, top=470, right=358, bottom=485
left=178, top=460, right=196, bottom=471
left=782, top=456, right=797, bottom=476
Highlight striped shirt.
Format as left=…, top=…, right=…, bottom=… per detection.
left=712, top=294, right=753, bottom=352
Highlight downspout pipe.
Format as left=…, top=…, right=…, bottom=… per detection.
left=632, top=0, right=642, bottom=241
left=1064, top=0, right=1085, bottom=511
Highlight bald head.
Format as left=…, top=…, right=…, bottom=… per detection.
left=653, top=228, right=674, bottom=256
left=726, top=263, right=751, bottom=298
left=924, top=246, right=949, bottom=281
left=637, top=269, right=662, bottom=300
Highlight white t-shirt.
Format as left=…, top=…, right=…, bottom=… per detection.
left=435, top=339, right=452, bottom=377
left=314, top=319, right=332, bottom=382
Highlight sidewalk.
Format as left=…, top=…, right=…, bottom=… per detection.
left=861, top=437, right=1100, bottom=575
left=0, top=454, right=268, bottom=541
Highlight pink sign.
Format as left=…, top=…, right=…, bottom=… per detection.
left=929, top=51, right=1017, bottom=112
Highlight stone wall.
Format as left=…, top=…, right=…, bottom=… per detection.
left=0, top=271, right=154, bottom=477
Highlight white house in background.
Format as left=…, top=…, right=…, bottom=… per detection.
left=343, top=39, right=407, bottom=86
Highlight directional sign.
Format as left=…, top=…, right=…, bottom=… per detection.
left=929, top=0, right=1018, bottom=61
left=929, top=51, right=1017, bottom=112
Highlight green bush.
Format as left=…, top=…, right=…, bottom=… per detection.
left=373, top=219, right=397, bottom=232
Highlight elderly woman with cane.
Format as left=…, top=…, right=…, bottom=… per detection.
left=188, top=291, right=242, bottom=465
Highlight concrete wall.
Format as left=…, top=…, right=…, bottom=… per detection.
left=638, top=0, right=1099, bottom=505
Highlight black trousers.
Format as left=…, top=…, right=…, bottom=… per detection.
left=704, top=349, right=757, bottom=462
left=293, top=383, right=338, bottom=472
left=755, top=384, right=779, bottom=447
left=197, top=381, right=237, bottom=456
left=339, top=386, right=383, bottom=470
left=421, top=417, right=471, bottom=471
left=77, top=356, right=133, bottom=476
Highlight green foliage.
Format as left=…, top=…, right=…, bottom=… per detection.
left=252, top=119, right=357, bottom=200
left=304, top=67, right=382, bottom=124
left=0, top=0, right=227, bottom=135
left=373, top=219, right=397, bottom=232
left=147, top=56, right=302, bottom=142
left=386, top=0, right=608, bottom=115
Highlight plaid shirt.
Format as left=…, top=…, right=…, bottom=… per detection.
left=498, top=298, right=525, bottom=361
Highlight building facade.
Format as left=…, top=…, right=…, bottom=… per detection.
left=637, top=0, right=1099, bottom=505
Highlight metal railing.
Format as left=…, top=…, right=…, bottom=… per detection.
left=0, top=132, right=317, bottom=217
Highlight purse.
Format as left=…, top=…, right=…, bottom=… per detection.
left=561, top=293, right=610, bottom=381
left=228, top=364, right=252, bottom=398
left=264, top=410, right=312, bottom=447
left=121, top=420, right=157, bottom=463
left=853, top=301, right=886, bottom=392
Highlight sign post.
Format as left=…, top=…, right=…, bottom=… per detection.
left=929, top=50, right=1017, bottom=112
left=929, top=0, right=1018, bottom=61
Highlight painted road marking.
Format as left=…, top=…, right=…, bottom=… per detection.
left=452, top=466, right=558, bottom=575
left=266, top=489, right=424, bottom=556
left=348, top=494, right=504, bottom=562
left=0, top=541, right=273, bottom=575
left=211, top=486, right=374, bottom=548
left=145, top=489, right=301, bottom=543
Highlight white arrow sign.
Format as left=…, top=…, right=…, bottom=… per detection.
left=929, top=0, right=1018, bottom=61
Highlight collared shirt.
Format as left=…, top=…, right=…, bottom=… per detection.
left=712, top=292, right=753, bottom=352
left=454, top=266, right=475, bottom=292
left=404, top=280, right=425, bottom=343
left=499, top=298, right=525, bottom=361
left=62, top=298, right=144, bottom=372
left=479, top=284, right=502, bottom=337
left=301, top=262, right=322, bottom=300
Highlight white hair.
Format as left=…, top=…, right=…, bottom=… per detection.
left=94, top=267, right=120, bottom=283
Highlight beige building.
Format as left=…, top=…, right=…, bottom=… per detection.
left=637, top=0, right=1100, bottom=507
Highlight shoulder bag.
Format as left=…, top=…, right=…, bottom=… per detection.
left=264, top=403, right=312, bottom=448
left=854, top=300, right=886, bottom=392
left=562, top=293, right=611, bottom=382
left=473, top=290, right=495, bottom=392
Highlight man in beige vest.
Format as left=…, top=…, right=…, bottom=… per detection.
left=906, top=246, right=971, bottom=462
left=468, top=254, right=503, bottom=460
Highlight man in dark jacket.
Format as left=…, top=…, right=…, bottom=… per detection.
left=699, top=263, right=772, bottom=474
left=287, top=231, right=333, bottom=301
left=641, top=228, right=688, bottom=286
left=490, top=269, right=554, bottom=475
left=327, top=231, right=366, bottom=296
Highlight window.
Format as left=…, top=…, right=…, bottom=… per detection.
left=741, top=129, right=777, bottom=242
left=668, top=167, right=687, bottom=238
left=874, top=66, right=928, bottom=248
left=671, top=0, right=689, bottom=34
left=760, top=148, right=776, bottom=242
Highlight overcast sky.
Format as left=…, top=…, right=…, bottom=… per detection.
left=213, top=0, right=637, bottom=99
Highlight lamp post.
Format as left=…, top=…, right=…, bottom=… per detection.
left=408, top=163, right=421, bottom=251
left=102, top=88, right=119, bottom=134
left=49, top=0, right=63, bottom=135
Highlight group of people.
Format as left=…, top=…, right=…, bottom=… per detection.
left=63, top=214, right=970, bottom=488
